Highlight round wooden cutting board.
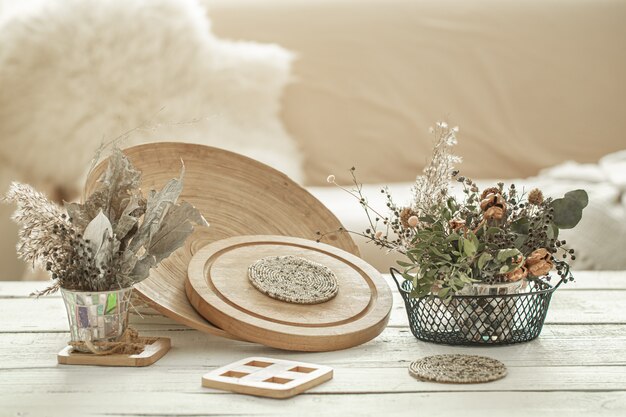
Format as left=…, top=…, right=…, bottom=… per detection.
left=84, top=143, right=359, bottom=339
left=186, top=235, right=393, bottom=352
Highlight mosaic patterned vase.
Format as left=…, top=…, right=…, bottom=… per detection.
left=61, top=287, right=133, bottom=352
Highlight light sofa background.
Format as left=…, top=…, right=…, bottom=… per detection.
left=206, top=0, right=626, bottom=185
left=1, top=0, right=625, bottom=279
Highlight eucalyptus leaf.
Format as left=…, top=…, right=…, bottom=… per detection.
left=551, top=197, right=584, bottom=229
left=514, top=235, right=527, bottom=248
left=547, top=222, right=559, bottom=240
left=463, top=239, right=477, bottom=257
left=401, top=272, right=414, bottom=282
left=510, top=218, right=530, bottom=234
left=468, top=232, right=479, bottom=250
left=497, top=248, right=521, bottom=262
left=459, top=272, right=475, bottom=284
left=477, top=252, right=493, bottom=270
left=419, top=215, right=435, bottom=223
left=565, top=189, right=589, bottom=208
left=432, top=247, right=452, bottom=260
left=446, top=233, right=460, bottom=242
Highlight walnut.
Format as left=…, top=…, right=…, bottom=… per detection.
left=505, top=265, right=528, bottom=282
left=448, top=218, right=466, bottom=232
left=480, top=187, right=501, bottom=201
left=480, top=192, right=506, bottom=211
left=484, top=206, right=505, bottom=220
left=480, top=191, right=507, bottom=221
left=525, top=248, right=553, bottom=276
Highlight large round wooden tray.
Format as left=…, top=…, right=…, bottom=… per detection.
left=186, top=235, right=392, bottom=352
left=85, top=143, right=359, bottom=338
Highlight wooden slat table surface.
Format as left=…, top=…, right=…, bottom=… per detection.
left=1, top=271, right=625, bottom=416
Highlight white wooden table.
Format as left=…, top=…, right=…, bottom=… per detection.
left=1, top=271, right=626, bottom=417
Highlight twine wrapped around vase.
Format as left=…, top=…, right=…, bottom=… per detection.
left=69, top=327, right=157, bottom=355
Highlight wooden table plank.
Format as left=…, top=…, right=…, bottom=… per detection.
left=2, top=363, right=626, bottom=394
left=1, top=391, right=624, bottom=417
left=2, top=288, right=625, bottom=334
left=1, top=271, right=624, bottom=299
left=1, top=325, right=625, bottom=370
left=1, top=274, right=625, bottom=417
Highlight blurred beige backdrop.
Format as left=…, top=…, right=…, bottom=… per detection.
left=1, top=0, right=625, bottom=279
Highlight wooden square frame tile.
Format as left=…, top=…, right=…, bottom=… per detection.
left=202, top=357, right=333, bottom=399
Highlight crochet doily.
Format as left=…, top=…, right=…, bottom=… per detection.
left=247, top=255, right=338, bottom=304
left=409, top=354, right=507, bottom=384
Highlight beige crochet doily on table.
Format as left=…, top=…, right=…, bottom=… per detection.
left=248, top=255, right=339, bottom=304
left=409, top=354, right=507, bottom=384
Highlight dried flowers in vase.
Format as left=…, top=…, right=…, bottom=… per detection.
left=3, top=147, right=207, bottom=351
left=320, top=122, right=588, bottom=300
left=5, top=147, right=207, bottom=295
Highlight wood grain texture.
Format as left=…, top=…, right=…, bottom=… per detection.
left=1, top=391, right=624, bottom=417
left=1, top=273, right=626, bottom=417
left=3, top=276, right=626, bottom=335
left=186, top=236, right=393, bottom=351
left=2, top=325, right=626, bottom=370
left=57, top=337, right=170, bottom=367
left=83, top=143, right=359, bottom=340
left=6, top=271, right=624, bottom=299
left=202, top=357, right=333, bottom=399
left=4, top=360, right=626, bottom=394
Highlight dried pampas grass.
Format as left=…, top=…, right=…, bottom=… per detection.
left=4, top=148, right=207, bottom=296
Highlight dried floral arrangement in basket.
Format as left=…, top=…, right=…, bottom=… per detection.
left=3, top=147, right=207, bottom=353
left=320, top=122, right=588, bottom=345
left=318, top=123, right=588, bottom=345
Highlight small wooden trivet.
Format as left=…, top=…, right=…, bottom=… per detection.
left=248, top=255, right=338, bottom=304
left=202, top=357, right=333, bottom=399
left=408, top=354, right=507, bottom=384
left=57, top=337, right=171, bottom=367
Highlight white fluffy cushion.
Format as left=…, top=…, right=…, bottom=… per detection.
left=0, top=0, right=301, bottom=279
left=0, top=0, right=302, bottom=191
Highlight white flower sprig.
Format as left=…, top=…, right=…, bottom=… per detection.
left=411, top=122, right=461, bottom=217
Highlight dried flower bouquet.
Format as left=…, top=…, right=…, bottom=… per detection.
left=4, top=148, right=207, bottom=296
left=322, top=122, right=587, bottom=299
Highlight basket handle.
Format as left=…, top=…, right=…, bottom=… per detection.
left=552, top=276, right=567, bottom=290
left=551, top=263, right=571, bottom=290
left=389, top=267, right=406, bottom=293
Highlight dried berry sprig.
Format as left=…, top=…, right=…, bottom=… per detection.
left=321, top=121, right=587, bottom=299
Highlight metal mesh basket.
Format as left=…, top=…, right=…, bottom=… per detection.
left=390, top=268, right=563, bottom=346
